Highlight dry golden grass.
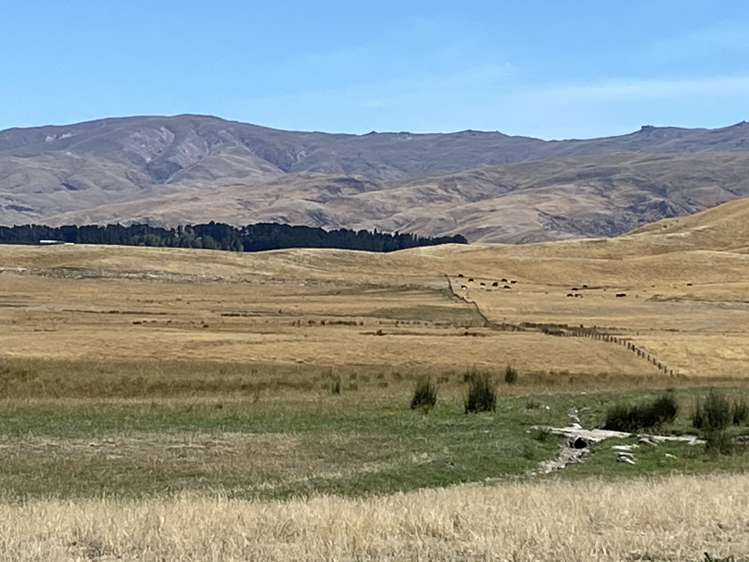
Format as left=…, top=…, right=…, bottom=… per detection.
left=0, top=247, right=659, bottom=377
left=0, top=203, right=748, bottom=559
left=0, top=474, right=746, bottom=561
left=1, top=225, right=748, bottom=377
left=1, top=215, right=748, bottom=378
left=0, top=228, right=749, bottom=376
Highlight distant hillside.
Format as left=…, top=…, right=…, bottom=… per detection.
left=632, top=195, right=749, bottom=253
left=2, top=114, right=749, bottom=241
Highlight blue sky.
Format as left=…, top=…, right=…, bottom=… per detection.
left=2, top=0, right=748, bottom=138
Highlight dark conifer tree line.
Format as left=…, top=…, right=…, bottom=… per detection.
left=0, top=222, right=467, bottom=252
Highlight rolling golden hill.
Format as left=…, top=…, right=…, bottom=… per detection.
left=1, top=197, right=747, bottom=378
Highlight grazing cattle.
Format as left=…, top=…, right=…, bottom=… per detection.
left=582, top=284, right=589, bottom=289
left=460, top=285, right=468, bottom=290
left=480, top=282, right=485, bottom=286
left=566, top=293, right=574, bottom=297
left=615, top=293, right=627, bottom=298
left=492, top=281, right=499, bottom=287
left=504, top=285, right=511, bottom=289
left=501, top=278, right=508, bottom=283
left=457, top=273, right=464, bottom=278
left=468, top=278, right=474, bottom=282
left=510, top=280, right=517, bottom=284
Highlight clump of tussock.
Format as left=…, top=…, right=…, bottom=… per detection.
left=531, top=427, right=553, bottom=443
left=504, top=365, right=519, bottom=385
left=732, top=398, right=748, bottom=426
left=410, top=377, right=438, bottom=412
left=329, top=375, right=342, bottom=395
left=692, top=390, right=737, bottom=455
left=464, top=371, right=496, bottom=414
left=603, top=393, right=679, bottom=432
left=525, top=397, right=543, bottom=410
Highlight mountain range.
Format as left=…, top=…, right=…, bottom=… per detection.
left=2, top=114, right=749, bottom=242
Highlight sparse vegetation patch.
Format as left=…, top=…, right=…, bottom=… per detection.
left=603, top=393, right=679, bottom=432
left=464, top=371, right=497, bottom=413
left=692, top=390, right=740, bottom=454
left=410, top=376, right=438, bottom=412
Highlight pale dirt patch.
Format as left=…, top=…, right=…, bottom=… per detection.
left=0, top=432, right=396, bottom=484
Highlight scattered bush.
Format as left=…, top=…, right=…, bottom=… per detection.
left=692, top=390, right=732, bottom=431
left=410, top=377, right=438, bottom=412
left=330, top=375, right=342, bottom=395
left=603, top=393, right=679, bottom=432
left=531, top=427, right=553, bottom=443
left=504, top=365, right=519, bottom=385
left=526, top=397, right=543, bottom=410
left=464, top=372, right=496, bottom=413
left=705, top=429, right=734, bottom=455
left=692, top=390, right=735, bottom=454
left=732, top=398, right=748, bottom=426
left=603, top=403, right=634, bottom=431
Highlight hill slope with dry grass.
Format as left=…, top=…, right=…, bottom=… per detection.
left=2, top=196, right=748, bottom=377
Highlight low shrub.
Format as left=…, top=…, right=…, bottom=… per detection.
left=410, top=377, right=438, bottom=412
left=526, top=397, right=543, bottom=410
left=504, top=365, right=519, bottom=385
left=732, top=398, right=748, bottom=426
left=531, top=427, right=553, bottom=442
left=693, top=390, right=735, bottom=454
left=330, top=375, right=342, bottom=395
left=704, top=430, right=734, bottom=455
left=692, top=390, right=732, bottom=431
left=603, top=393, right=679, bottom=432
left=464, top=372, right=496, bottom=413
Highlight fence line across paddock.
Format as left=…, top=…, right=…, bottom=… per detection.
left=444, top=275, right=677, bottom=377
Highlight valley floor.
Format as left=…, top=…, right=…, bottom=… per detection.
left=0, top=235, right=748, bottom=560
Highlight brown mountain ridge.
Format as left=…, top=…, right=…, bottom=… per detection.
left=2, top=115, right=749, bottom=242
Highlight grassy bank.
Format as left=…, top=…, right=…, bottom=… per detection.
left=0, top=358, right=746, bottom=500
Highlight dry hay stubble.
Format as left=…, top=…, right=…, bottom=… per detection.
left=0, top=474, right=747, bottom=561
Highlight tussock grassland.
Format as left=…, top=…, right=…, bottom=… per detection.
left=2, top=212, right=748, bottom=377
left=0, top=206, right=748, bottom=560
left=2, top=474, right=747, bottom=562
